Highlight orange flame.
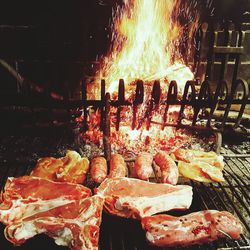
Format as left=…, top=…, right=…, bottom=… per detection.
left=97, top=0, right=196, bottom=93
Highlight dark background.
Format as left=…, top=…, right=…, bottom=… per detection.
left=0, top=0, right=249, bottom=96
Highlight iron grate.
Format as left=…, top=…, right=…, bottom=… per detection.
left=0, top=135, right=249, bottom=250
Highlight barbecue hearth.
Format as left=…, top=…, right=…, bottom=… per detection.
left=0, top=1, right=250, bottom=249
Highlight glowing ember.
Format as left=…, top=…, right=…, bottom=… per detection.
left=82, top=0, right=206, bottom=154
left=96, top=0, right=197, bottom=93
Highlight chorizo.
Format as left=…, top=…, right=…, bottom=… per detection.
left=91, top=157, right=108, bottom=184
left=154, top=151, right=178, bottom=185
left=109, top=154, right=127, bottom=178
left=134, top=152, right=153, bottom=181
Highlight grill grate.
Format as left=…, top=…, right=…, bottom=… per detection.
left=0, top=135, right=249, bottom=250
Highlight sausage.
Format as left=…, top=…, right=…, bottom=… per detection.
left=91, top=157, right=108, bottom=184
left=134, top=152, right=153, bottom=181
left=154, top=151, right=179, bottom=185
left=109, top=154, right=127, bottom=178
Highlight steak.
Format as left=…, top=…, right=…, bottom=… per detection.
left=0, top=176, right=91, bottom=224
left=5, top=195, right=104, bottom=250
left=141, top=210, right=242, bottom=247
left=95, top=177, right=193, bottom=219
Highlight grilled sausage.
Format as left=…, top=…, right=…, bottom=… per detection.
left=154, top=151, right=178, bottom=185
left=134, top=152, right=153, bottom=181
left=109, top=154, right=127, bottom=178
left=91, top=157, right=108, bottom=184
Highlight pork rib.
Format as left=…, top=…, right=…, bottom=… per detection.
left=0, top=176, right=91, bottom=224
left=95, top=177, right=193, bottom=219
left=4, top=195, right=104, bottom=250
left=142, top=210, right=242, bottom=247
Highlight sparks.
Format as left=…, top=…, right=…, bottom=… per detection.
left=96, top=0, right=199, bottom=93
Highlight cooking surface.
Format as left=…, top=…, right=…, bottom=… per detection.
left=0, top=135, right=249, bottom=250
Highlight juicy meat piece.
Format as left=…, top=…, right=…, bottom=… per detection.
left=95, top=177, right=192, bottom=219
left=178, top=161, right=225, bottom=183
left=0, top=176, right=91, bottom=224
left=154, top=151, right=179, bottom=185
left=91, top=157, right=108, bottom=184
left=109, top=154, right=127, bottom=178
left=173, top=149, right=224, bottom=170
left=142, top=210, right=242, bottom=247
left=31, top=150, right=90, bottom=184
left=31, top=157, right=64, bottom=180
left=4, top=196, right=104, bottom=250
left=134, top=152, right=154, bottom=181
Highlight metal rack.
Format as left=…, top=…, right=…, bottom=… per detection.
left=0, top=135, right=249, bottom=250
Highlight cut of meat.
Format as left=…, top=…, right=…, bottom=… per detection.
left=0, top=176, right=91, bottom=225
left=4, top=196, right=104, bottom=250
left=95, top=177, right=193, bottom=219
left=172, top=149, right=224, bottom=170
left=141, top=210, right=242, bottom=247
left=178, top=161, right=225, bottom=183
left=31, top=150, right=90, bottom=184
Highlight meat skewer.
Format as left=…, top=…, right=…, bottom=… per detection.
left=154, top=151, right=179, bottom=185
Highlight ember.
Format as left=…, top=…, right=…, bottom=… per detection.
left=82, top=0, right=205, bottom=153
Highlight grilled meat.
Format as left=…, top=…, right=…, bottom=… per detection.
left=91, top=157, right=108, bottom=184
left=142, top=210, right=242, bottom=247
left=154, top=151, right=179, bottom=184
left=95, top=177, right=192, bottom=219
left=134, top=152, right=154, bottom=181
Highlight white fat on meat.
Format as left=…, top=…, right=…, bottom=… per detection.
left=96, top=178, right=193, bottom=219
left=115, top=185, right=192, bottom=217
left=0, top=197, right=75, bottom=224
left=11, top=221, right=42, bottom=241
left=54, top=228, right=74, bottom=246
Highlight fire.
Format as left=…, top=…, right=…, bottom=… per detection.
left=97, top=0, right=196, bottom=93
left=82, top=0, right=203, bottom=154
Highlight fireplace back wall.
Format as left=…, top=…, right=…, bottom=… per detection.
left=0, top=0, right=249, bottom=98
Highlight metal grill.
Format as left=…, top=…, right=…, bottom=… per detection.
left=0, top=135, right=249, bottom=250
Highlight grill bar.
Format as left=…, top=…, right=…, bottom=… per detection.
left=0, top=136, right=249, bottom=249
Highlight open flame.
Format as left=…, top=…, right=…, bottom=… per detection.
left=97, top=0, right=197, bottom=93
left=83, top=0, right=204, bottom=154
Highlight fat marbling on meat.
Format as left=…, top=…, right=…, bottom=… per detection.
left=95, top=177, right=193, bottom=219
left=142, top=210, right=242, bottom=247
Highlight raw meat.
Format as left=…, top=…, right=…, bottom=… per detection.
left=4, top=195, right=104, bottom=250
left=0, top=176, right=91, bottom=224
left=142, top=210, right=242, bottom=247
left=95, top=177, right=193, bottom=219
